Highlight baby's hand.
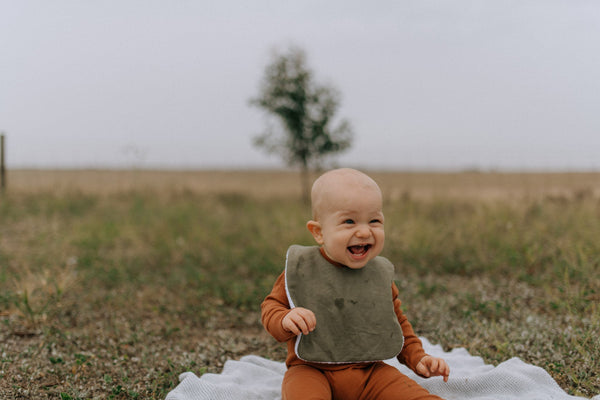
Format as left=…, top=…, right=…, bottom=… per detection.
left=282, top=307, right=316, bottom=336
left=416, top=355, right=450, bottom=382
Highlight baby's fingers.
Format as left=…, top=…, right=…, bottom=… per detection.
left=283, top=308, right=316, bottom=335
left=283, top=313, right=304, bottom=335
left=297, top=308, right=317, bottom=332
left=440, top=362, right=450, bottom=382
left=293, top=314, right=311, bottom=335
left=431, top=359, right=450, bottom=382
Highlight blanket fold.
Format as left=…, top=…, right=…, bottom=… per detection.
left=165, top=338, right=599, bottom=400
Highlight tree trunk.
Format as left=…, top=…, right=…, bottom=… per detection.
left=300, top=164, right=310, bottom=205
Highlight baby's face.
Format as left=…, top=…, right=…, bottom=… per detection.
left=313, top=185, right=385, bottom=269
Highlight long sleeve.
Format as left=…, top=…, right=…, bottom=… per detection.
left=261, top=272, right=296, bottom=343
left=392, top=282, right=427, bottom=372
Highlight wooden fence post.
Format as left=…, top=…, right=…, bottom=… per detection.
left=1, top=133, right=5, bottom=192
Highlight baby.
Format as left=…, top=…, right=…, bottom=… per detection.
left=261, top=168, right=449, bottom=400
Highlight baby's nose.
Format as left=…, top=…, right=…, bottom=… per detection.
left=355, top=225, right=371, bottom=237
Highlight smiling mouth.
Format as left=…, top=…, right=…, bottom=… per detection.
left=348, top=244, right=372, bottom=256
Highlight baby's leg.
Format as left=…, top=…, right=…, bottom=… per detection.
left=282, top=364, right=332, bottom=400
left=361, top=362, right=445, bottom=400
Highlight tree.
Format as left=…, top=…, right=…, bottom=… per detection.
left=250, top=46, right=353, bottom=202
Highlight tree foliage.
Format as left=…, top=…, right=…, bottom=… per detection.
left=250, top=46, right=353, bottom=200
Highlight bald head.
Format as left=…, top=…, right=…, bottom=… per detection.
left=310, top=168, right=382, bottom=220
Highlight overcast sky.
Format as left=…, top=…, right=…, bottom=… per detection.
left=1, top=1, right=599, bottom=170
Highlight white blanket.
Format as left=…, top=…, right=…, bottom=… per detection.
left=166, top=338, right=599, bottom=400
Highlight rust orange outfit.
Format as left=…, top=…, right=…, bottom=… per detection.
left=261, top=249, right=445, bottom=400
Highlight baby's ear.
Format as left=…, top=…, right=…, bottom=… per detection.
left=306, top=220, right=324, bottom=244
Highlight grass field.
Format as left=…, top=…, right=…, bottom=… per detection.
left=1, top=169, right=599, bottom=399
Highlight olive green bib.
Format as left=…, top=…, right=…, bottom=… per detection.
left=284, top=245, right=404, bottom=364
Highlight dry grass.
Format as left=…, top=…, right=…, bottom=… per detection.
left=8, top=169, right=600, bottom=200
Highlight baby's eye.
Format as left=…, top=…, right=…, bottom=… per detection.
left=343, top=219, right=355, bottom=224
left=370, top=219, right=382, bottom=224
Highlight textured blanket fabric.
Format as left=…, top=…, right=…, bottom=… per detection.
left=165, top=338, right=599, bottom=400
